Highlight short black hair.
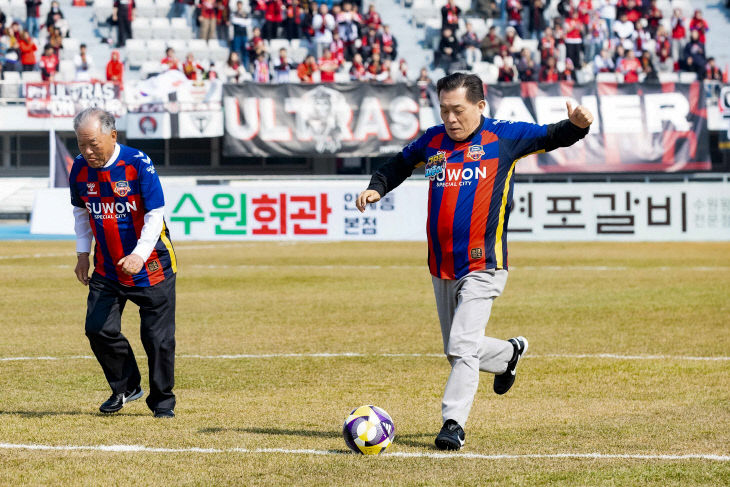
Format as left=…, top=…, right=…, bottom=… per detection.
left=436, top=73, right=484, bottom=104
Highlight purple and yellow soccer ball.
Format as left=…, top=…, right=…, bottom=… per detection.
left=342, top=405, right=395, bottom=455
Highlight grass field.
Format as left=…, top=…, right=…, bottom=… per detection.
left=0, top=240, right=728, bottom=486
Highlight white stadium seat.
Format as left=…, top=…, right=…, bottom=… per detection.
left=166, top=39, right=187, bottom=55
left=679, top=72, right=697, bottom=83
left=134, top=0, right=157, bottom=18
left=94, top=0, right=114, bottom=24
left=170, top=17, right=192, bottom=40
left=125, top=38, right=148, bottom=67
left=132, top=17, right=152, bottom=39
left=268, top=38, right=290, bottom=55
left=187, top=39, right=209, bottom=61
left=21, top=71, right=42, bottom=83
left=150, top=17, right=172, bottom=40
left=58, top=59, right=76, bottom=81
left=155, top=0, right=173, bottom=17
left=207, top=39, right=229, bottom=63
left=146, top=39, right=168, bottom=62
left=1, top=71, right=21, bottom=99
left=61, top=37, right=80, bottom=61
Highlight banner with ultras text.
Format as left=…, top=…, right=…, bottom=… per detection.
left=223, top=82, right=710, bottom=173
left=31, top=181, right=730, bottom=240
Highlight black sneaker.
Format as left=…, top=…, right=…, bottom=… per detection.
left=99, top=385, right=144, bottom=414
left=153, top=409, right=175, bottom=418
left=493, top=336, right=528, bottom=395
left=434, top=419, right=465, bottom=451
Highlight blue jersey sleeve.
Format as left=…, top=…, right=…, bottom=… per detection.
left=69, top=158, right=85, bottom=208
left=494, top=121, right=549, bottom=162
left=401, top=129, right=430, bottom=167
left=137, top=155, right=165, bottom=211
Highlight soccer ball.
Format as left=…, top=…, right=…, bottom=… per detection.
left=342, top=405, right=395, bottom=455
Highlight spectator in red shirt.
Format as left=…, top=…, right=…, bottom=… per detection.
left=18, top=31, right=37, bottom=72
left=318, top=47, right=338, bottom=82
left=564, top=9, right=584, bottom=69
left=161, top=47, right=180, bottom=70
left=619, top=48, right=641, bottom=82
left=539, top=26, right=555, bottom=62
left=688, top=9, right=708, bottom=45
left=198, top=0, right=217, bottom=41
left=506, top=0, right=523, bottom=37
left=646, top=0, right=663, bottom=37
left=623, top=0, right=641, bottom=23
left=539, top=55, right=559, bottom=82
left=183, top=52, right=204, bottom=80
left=497, top=55, right=516, bottom=82
left=296, top=54, right=318, bottom=82
left=441, top=0, right=460, bottom=33
left=264, top=0, right=284, bottom=41
left=670, top=8, right=686, bottom=60
left=365, top=4, right=382, bottom=30
left=106, top=50, right=124, bottom=83
left=39, top=44, right=58, bottom=81
left=330, top=30, right=345, bottom=65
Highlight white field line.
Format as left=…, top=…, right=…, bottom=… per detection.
left=186, top=264, right=730, bottom=272
left=0, top=443, right=727, bottom=461
left=1, top=353, right=728, bottom=362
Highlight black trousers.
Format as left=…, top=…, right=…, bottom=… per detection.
left=117, top=15, right=132, bottom=47
left=85, top=273, right=176, bottom=411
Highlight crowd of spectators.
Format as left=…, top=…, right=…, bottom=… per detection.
left=156, top=0, right=408, bottom=83
left=434, top=0, right=726, bottom=83
left=1, top=0, right=728, bottom=87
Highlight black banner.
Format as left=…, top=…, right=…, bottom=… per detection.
left=223, top=81, right=710, bottom=171
left=485, top=82, right=710, bottom=172
left=223, top=83, right=426, bottom=157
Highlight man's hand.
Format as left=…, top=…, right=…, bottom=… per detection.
left=566, top=101, right=594, bottom=129
left=356, top=190, right=381, bottom=212
left=117, top=254, right=145, bottom=276
left=75, top=253, right=90, bottom=286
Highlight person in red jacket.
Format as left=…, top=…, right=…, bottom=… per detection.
left=670, top=8, right=686, bottom=60
left=106, top=50, right=124, bottom=83
left=18, top=31, right=37, bottom=72
left=318, top=47, right=338, bottom=82
left=564, top=9, right=585, bottom=69
left=297, top=54, right=318, bottom=82
left=539, top=55, right=559, bottom=82
left=618, top=48, right=642, bottom=82
left=39, top=44, right=59, bottom=81
left=182, top=52, right=204, bottom=80
left=688, top=9, right=708, bottom=45
left=263, top=0, right=284, bottom=40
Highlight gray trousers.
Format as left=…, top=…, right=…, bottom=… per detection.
left=432, top=269, right=513, bottom=427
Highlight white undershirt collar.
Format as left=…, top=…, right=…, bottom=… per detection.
left=102, top=143, right=121, bottom=168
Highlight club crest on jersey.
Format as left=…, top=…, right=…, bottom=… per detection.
left=113, top=181, right=131, bottom=197
left=470, top=248, right=483, bottom=259
left=147, top=260, right=160, bottom=272
left=466, top=145, right=485, bottom=161
left=425, top=151, right=447, bottom=180
left=87, top=182, right=98, bottom=195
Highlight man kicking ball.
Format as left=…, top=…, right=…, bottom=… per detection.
left=356, top=73, right=593, bottom=450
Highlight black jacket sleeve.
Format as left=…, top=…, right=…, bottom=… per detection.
left=366, top=152, right=416, bottom=197
left=542, top=119, right=590, bottom=153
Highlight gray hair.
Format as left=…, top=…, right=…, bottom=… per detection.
left=73, top=108, right=116, bottom=134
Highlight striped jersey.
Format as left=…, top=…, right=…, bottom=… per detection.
left=70, top=144, right=177, bottom=287
left=368, top=116, right=588, bottom=280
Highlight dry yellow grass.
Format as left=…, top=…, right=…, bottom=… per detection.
left=0, top=241, right=728, bottom=486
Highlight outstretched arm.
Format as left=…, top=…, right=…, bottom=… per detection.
left=356, top=153, right=416, bottom=212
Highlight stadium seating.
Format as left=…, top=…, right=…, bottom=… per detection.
left=150, top=17, right=171, bottom=40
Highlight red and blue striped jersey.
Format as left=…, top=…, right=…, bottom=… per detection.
left=368, top=117, right=588, bottom=280
left=69, top=144, right=177, bottom=287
